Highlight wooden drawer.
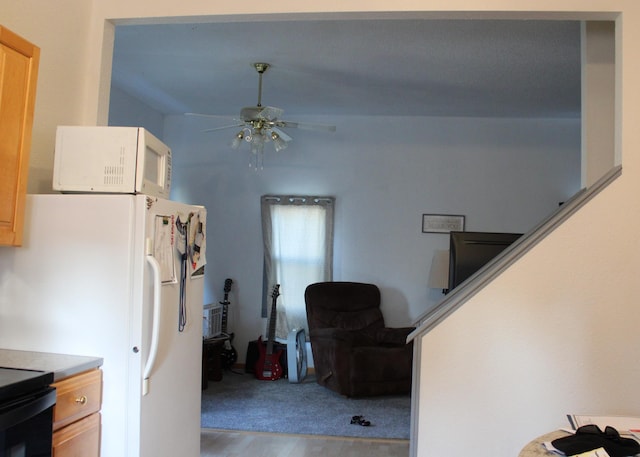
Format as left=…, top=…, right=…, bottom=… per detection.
left=53, top=412, right=100, bottom=457
left=52, top=369, right=102, bottom=431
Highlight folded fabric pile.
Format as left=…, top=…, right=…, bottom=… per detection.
left=552, top=425, right=640, bottom=457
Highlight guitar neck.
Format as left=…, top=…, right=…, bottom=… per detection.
left=220, top=295, right=229, bottom=334
left=265, top=285, right=280, bottom=355
left=265, top=302, right=276, bottom=355
left=221, top=279, right=233, bottom=335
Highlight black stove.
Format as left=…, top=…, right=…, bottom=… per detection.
left=0, top=367, right=53, bottom=404
left=0, top=367, right=55, bottom=455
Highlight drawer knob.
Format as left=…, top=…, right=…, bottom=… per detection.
left=75, top=395, right=88, bottom=405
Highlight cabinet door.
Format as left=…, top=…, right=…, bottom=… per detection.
left=52, top=412, right=101, bottom=457
left=52, top=369, right=102, bottom=431
left=0, top=26, right=39, bottom=246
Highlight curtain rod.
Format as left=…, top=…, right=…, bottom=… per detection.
left=262, top=195, right=334, bottom=204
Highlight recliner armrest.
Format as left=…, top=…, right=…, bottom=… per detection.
left=309, top=328, right=375, bottom=347
left=374, top=327, right=416, bottom=346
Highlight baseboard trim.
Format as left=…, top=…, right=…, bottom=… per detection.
left=233, top=363, right=316, bottom=376
left=200, top=427, right=409, bottom=443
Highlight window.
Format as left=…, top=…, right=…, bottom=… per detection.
left=261, top=195, right=335, bottom=340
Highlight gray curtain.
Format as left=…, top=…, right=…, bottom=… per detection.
left=261, top=195, right=334, bottom=340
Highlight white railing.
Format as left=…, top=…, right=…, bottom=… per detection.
left=408, top=164, right=622, bottom=341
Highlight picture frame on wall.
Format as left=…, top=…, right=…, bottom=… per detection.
left=422, top=214, right=465, bottom=234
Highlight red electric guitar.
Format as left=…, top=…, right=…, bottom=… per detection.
left=255, top=284, right=284, bottom=381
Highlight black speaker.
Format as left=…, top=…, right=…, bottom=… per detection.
left=202, top=339, right=223, bottom=389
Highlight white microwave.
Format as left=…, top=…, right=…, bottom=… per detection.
left=53, top=126, right=172, bottom=198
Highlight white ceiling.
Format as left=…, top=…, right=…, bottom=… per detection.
left=110, top=18, right=581, bottom=121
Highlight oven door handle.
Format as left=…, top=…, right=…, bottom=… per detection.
left=0, top=387, right=56, bottom=431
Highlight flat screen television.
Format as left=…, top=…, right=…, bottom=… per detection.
left=447, top=231, right=522, bottom=292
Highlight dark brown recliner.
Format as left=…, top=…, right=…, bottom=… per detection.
left=305, top=281, right=415, bottom=397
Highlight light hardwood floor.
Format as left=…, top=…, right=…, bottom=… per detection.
left=201, top=429, right=410, bottom=457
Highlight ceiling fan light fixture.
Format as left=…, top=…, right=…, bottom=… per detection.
left=271, top=131, right=288, bottom=152
left=250, top=131, right=265, bottom=151
left=231, top=130, right=245, bottom=149
left=248, top=133, right=266, bottom=169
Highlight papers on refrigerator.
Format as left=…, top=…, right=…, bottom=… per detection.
left=153, top=215, right=177, bottom=283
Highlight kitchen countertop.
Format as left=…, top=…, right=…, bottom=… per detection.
left=0, top=349, right=103, bottom=381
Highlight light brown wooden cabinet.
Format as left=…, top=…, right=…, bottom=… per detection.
left=0, top=25, right=40, bottom=246
left=52, top=369, right=103, bottom=457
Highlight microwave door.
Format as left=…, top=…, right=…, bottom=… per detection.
left=136, top=128, right=171, bottom=199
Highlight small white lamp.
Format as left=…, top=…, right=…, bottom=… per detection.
left=428, top=250, right=450, bottom=294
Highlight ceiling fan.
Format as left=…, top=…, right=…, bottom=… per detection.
left=187, top=62, right=336, bottom=168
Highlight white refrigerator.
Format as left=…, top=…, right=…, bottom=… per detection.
left=0, top=194, right=207, bottom=457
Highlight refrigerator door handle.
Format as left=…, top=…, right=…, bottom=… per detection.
left=142, top=252, right=162, bottom=396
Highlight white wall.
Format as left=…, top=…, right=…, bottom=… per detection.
left=414, top=9, right=640, bottom=457
left=2, top=2, right=639, bottom=457
left=1, top=0, right=93, bottom=193
left=143, top=112, right=578, bottom=357
left=417, top=175, right=640, bottom=456
left=108, top=85, right=165, bottom=139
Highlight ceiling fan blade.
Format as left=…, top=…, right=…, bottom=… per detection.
left=278, top=121, right=336, bottom=133
left=201, top=123, right=244, bottom=133
left=258, top=106, right=284, bottom=121
left=185, top=112, right=234, bottom=119
left=185, top=113, right=246, bottom=133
